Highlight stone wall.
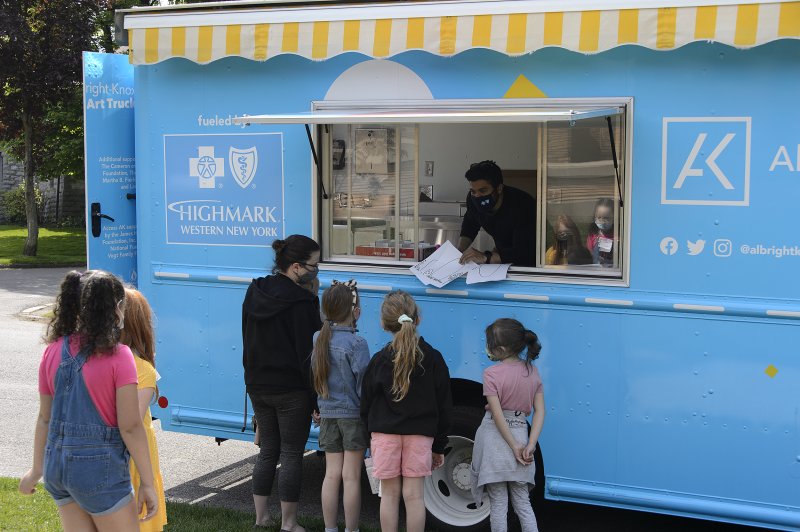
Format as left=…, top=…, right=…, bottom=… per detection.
left=0, top=150, right=85, bottom=226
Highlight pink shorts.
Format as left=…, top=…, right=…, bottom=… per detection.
left=370, top=433, right=434, bottom=479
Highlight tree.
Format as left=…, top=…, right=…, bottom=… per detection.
left=97, top=0, right=161, bottom=54
left=0, top=0, right=99, bottom=255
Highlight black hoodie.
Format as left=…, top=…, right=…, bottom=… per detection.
left=360, top=337, right=453, bottom=454
left=242, top=274, right=322, bottom=394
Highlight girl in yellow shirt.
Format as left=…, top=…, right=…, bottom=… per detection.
left=121, top=288, right=167, bottom=532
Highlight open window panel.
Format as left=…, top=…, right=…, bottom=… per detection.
left=237, top=98, right=630, bottom=281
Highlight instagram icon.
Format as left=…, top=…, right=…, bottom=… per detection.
left=714, top=239, right=732, bottom=257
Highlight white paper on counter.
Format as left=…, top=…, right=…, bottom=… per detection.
left=411, top=241, right=475, bottom=287
left=411, top=241, right=510, bottom=287
left=466, top=263, right=511, bottom=284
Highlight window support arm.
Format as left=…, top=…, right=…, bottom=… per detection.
left=605, top=116, right=623, bottom=208
left=305, top=124, right=328, bottom=199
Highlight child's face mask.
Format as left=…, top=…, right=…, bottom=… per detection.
left=486, top=346, right=499, bottom=361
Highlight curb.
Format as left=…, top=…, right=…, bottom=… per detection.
left=20, top=303, right=54, bottom=320
left=0, top=263, right=86, bottom=270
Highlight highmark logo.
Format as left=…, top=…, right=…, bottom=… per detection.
left=167, top=200, right=278, bottom=223
left=165, top=133, right=284, bottom=246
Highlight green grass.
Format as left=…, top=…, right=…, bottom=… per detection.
left=0, top=225, right=86, bottom=267
left=0, top=477, right=377, bottom=531
left=0, top=477, right=61, bottom=531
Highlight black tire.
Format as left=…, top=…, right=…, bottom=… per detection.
left=424, top=405, right=490, bottom=531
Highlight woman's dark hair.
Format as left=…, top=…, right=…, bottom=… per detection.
left=588, top=197, right=615, bottom=236
left=485, top=318, right=542, bottom=370
left=312, top=282, right=359, bottom=399
left=272, top=234, right=320, bottom=273
left=77, top=270, right=126, bottom=357
left=45, top=270, right=87, bottom=343
left=465, top=160, right=503, bottom=188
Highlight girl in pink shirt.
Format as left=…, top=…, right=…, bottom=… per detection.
left=470, top=318, right=545, bottom=532
left=19, top=270, right=158, bottom=531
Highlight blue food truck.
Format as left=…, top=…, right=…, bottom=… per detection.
left=84, top=0, right=800, bottom=529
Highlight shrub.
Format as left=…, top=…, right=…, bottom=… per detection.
left=1, top=183, right=43, bottom=225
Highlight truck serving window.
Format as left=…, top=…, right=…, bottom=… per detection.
left=238, top=99, right=630, bottom=282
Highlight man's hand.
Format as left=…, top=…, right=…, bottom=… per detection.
left=432, top=452, right=445, bottom=470
left=459, top=247, right=487, bottom=265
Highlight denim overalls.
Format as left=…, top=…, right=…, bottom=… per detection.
left=43, top=336, right=134, bottom=515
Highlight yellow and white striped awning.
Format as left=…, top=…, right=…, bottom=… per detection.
left=123, top=0, right=800, bottom=65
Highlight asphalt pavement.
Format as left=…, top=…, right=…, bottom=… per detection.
left=0, top=267, right=765, bottom=531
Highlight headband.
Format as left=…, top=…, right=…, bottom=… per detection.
left=331, top=279, right=358, bottom=309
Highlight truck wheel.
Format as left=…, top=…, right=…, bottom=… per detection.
left=424, top=405, right=490, bottom=531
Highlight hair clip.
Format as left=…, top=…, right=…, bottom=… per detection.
left=397, top=314, right=413, bottom=324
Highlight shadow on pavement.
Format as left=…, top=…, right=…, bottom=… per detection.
left=164, top=453, right=382, bottom=529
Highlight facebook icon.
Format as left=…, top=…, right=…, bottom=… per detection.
left=660, top=236, right=678, bottom=256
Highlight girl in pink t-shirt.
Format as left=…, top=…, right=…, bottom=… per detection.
left=470, top=318, right=545, bottom=532
left=19, top=270, right=158, bottom=531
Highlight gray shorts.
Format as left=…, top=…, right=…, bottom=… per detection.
left=319, top=417, right=368, bottom=453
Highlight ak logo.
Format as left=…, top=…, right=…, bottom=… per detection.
left=661, top=117, right=751, bottom=206
left=229, top=147, right=258, bottom=189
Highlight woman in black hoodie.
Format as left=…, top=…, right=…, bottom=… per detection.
left=242, top=234, right=322, bottom=531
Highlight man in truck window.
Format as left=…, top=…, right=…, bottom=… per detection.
left=458, top=160, right=537, bottom=267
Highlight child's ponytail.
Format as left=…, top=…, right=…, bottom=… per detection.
left=312, top=320, right=333, bottom=398
left=380, top=290, right=422, bottom=402
left=45, top=270, right=85, bottom=343
left=312, top=281, right=359, bottom=399
left=523, top=329, right=542, bottom=366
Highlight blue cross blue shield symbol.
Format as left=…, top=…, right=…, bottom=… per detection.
left=197, top=155, right=217, bottom=178
left=229, top=147, right=258, bottom=189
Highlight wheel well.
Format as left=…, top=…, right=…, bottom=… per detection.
left=450, top=377, right=485, bottom=410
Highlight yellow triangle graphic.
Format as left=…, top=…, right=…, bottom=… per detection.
left=504, top=75, right=547, bottom=98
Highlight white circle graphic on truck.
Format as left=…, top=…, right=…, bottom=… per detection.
left=325, top=59, right=433, bottom=100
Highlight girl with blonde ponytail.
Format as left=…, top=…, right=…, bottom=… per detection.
left=360, top=291, right=453, bottom=532
left=311, top=280, right=370, bottom=532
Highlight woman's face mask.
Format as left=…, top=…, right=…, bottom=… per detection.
left=556, top=231, right=573, bottom=242
left=297, top=268, right=318, bottom=285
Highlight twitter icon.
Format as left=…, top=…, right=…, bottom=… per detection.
left=687, top=239, right=706, bottom=255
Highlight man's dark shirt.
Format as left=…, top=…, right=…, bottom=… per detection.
left=460, top=185, right=537, bottom=266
